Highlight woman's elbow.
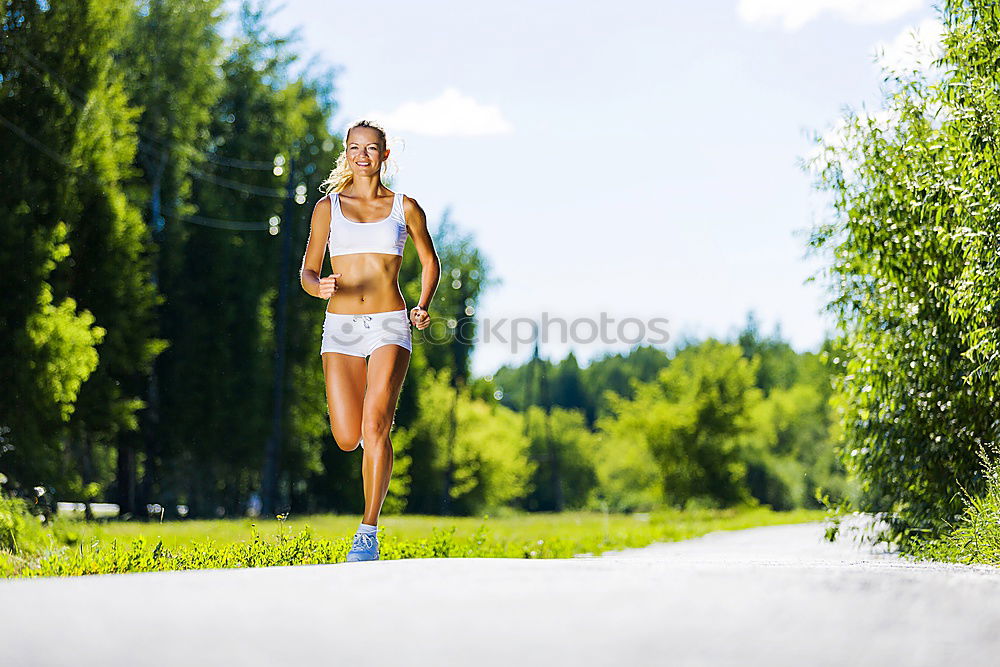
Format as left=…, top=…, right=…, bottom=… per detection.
left=299, top=267, right=316, bottom=294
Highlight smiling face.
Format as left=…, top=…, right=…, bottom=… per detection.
left=346, top=126, right=388, bottom=176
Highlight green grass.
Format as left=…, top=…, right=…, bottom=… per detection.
left=910, top=468, right=1000, bottom=566
left=1, top=506, right=827, bottom=578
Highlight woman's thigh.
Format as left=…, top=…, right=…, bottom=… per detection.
left=362, top=344, right=411, bottom=439
left=323, top=351, right=368, bottom=449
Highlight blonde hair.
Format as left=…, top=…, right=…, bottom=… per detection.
left=319, top=119, right=398, bottom=195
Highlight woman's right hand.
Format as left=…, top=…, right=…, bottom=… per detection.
left=318, top=273, right=341, bottom=299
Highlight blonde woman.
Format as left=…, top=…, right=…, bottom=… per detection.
left=300, top=119, right=441, bottom=562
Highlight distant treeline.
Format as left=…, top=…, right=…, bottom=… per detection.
left=459, top=315, right=850, bottom=514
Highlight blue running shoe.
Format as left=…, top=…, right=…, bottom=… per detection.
left=346, top=531, right=379, bottom=562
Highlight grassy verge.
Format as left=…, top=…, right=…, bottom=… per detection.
left=910, top=467, right=1000, bottom=565
left=1, top=505, right=826, bottom=578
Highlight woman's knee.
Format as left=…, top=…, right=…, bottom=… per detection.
left=331, top=423, right=362, bottom=451
left=360, top=414, right=394, bottom=444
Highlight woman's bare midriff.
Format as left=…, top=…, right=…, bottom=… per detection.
left=326, top=252, right=407, bottom=314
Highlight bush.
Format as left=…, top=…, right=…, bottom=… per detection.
left=804, top=0, right=1000, bottom=547
left=913, top=453, right=1000, bottom=565
left=0, top=490, right=54, bottom=556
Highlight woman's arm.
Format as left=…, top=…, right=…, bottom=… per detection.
left=403, top=195, right=441, bottom=329
left=300, top=195, right=340, bottom=299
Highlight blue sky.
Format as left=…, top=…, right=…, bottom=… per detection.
left=228, top=0, right=940, bottom=376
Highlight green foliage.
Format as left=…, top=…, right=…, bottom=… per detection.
left=742, top=383, right=843, bottom=510
left=522, top=406, right=599, bottom=511
left=804, top=0, right=1000, bottom=547
left=1, top=0, right=132, bottom=492
left=587, top=422, right=665, bottom=513
left=485, top=312, right=846, bottom=514
left=587, top=333, right=847, bottom=512
left=396, top=211, right=494, bottom=513
left=58, top=3, right=164, bottom=501
left=138, top=1, right=343, bottom=514
left=491, top=345, right=671, bottom=427
left=913, top=456, right=1000, bottom=565
left=0, top=491, right=55, bottom=557
left=737, top=329, right=851, bottom=512
left=599, top=339, right=762, bottom=508
left=395, top=367, right=534, bottom=515
left=737, top=311, right=805, bottom=396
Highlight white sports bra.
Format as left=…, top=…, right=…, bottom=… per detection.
left=328, top=191, right=408, bottom=258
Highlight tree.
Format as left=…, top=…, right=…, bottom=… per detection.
left=0, top=1, right=142, bottom=498
left=400, top=210, right=493, bottom=514
left=393, top=367, right=534, bottom=516
left=117, top=0, right=227, bottom=517
left=598, top=339, right=762, bottom=508
left=805, top=0, right=1000, bottom=546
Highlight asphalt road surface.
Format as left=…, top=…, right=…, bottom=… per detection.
left=3, top=518, right=1000, bottom=666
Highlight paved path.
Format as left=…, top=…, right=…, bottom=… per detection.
left=3, top=519, right=1000, bottom=666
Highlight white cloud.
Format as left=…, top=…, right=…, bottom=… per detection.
left=360, top=88, right=514, bottom=137
left=738, top=0, right=922, bottom=31
left=873, top=18, right=945, bottom=77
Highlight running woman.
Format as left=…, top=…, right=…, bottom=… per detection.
left=300, top=119, right=441, bottom=562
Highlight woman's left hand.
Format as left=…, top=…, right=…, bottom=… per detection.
left=410, top=306, right=430, bottom=330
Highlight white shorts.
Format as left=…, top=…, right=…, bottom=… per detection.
left=320, top=309, right=412, bottom=358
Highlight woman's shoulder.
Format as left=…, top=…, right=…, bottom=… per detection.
left=311, top=192, right=332, bottom=218
left=400, top=193, right=427, bottom=227
left=399, top=192, right=423, bottom=211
